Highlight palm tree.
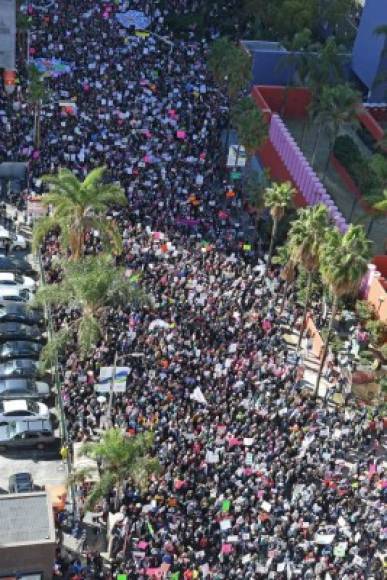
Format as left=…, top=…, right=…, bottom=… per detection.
left=35, top=254, right=149, bottom=359
left=26, top=64, right=46, bottom=149
left=231, top=96, right=268, bottom=167
left=77, top=429, right=160, bottom=511
left=316, top=224, right=371, bottom=395
left=272, top=245, right=296, bottom=312
left=275, top=28, right=313, bottom=114
left=32, top=167, right=127, bottom=260
left=264, top=181, right=294, bottom=267
left=310, top=84, right=360, bottom=173
left=288, top=204, right=329, bottom=350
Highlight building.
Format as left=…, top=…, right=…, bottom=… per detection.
left=0, top=492, right=56, bottom=580
left=352, top=0, right=387, bottom=102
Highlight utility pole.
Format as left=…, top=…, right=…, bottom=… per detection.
left=107, top=350, right=118, bottom=427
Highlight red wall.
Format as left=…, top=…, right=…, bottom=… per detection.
left=373, top=256, right=387, bottom=279
left=357, top=108, right=385, bottom=141
left=256, top=86, right=312, bottom=119
left=251, top=86, right=272, bottom=123
left=367, top=106, right=387, bottom=123
left=258, top=140, right=307, bottom=208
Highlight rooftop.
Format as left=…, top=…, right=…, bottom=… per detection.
left=0, top=492, right=55, bottom=545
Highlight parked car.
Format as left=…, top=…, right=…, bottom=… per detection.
left=0, top=286, right=30, bottom=302
left=0, top=399, right=49, bottom=424
left=0, top=301, right=44, bottom=326
left=0, top=378, right=50, bottom=400
left=0, top=419, right=55, bottom=451
left=0, top=341, right=42, bottom=360
left=0, top=359, right=39, bottom=379
left=0, top=272, right=36, bottom=291
left=0, top=257, right=37, bottom=279
left=9, top=472, right=34, bottom=493
left=0, top=227, right=29, bottom=251
left=0, top=322, right=43, bottom=343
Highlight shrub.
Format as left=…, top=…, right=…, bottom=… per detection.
left=365, top=319, right=387, bottom=346
left=356, top=300, right=376, bottom=323
left=333, top=135, right=382, bottom=200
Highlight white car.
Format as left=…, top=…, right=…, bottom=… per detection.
left=0, top=227, right=29, bottom=251
left=0, top=272, right=36, bottom=291
left=0, top=399, right=49, bottom=424
left=0, top=285, right=31, bottom=302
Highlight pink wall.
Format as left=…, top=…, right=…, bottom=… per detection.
left=268, top=114, right=348, bottom=232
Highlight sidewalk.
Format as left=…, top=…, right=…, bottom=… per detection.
left=283, top=328, right=333, bottom=399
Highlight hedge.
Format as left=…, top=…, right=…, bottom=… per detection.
left=333, top=135, right=382, bottom=200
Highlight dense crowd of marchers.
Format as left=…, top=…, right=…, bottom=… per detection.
left=0, top=0, right=385, bottom=578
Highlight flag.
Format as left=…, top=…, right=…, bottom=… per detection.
left=222, top=499, right=231, bottom=513
left=189, top=386, right=208, bottom=405
left=147, top=521, right=155, bottom=536
left=171, top=573, right=180, bottom=580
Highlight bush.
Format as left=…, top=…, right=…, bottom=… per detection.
left=356, top=300, right=376, bottom=323
left=333, top=135, right=382, bottom=200
left=365, top=319, right=387, bottom=346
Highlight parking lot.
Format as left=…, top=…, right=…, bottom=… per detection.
left=0, top=206, right=66, bottom=495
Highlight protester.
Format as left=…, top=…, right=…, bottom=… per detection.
left=0, top=1, right=385, bottom=578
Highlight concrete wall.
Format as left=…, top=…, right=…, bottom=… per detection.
left=352, top=0, right=387, bottom=97
left=0, top=541, right=56, bottom=579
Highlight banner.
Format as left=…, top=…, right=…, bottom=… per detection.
left=32, top=57, right=72, bottom=77
left=116, top=10, right=151, bottom=30
left=0, top=0, right=16, bottom=70
left=95, top=366, right=130, bottom=393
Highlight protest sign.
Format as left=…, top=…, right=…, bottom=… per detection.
left=116, top=10, right=151, bottom=30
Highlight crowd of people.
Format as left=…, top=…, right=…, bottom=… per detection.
left=1, top=0, right=386, bottom=578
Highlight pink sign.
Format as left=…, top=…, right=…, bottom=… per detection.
left=176, top=130, right=186, bottom=139
left=221, top=543, right=234, bottom=554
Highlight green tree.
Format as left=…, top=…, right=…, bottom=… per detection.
left=275, top=29, right=314, bottom=114
left=366, top=188, right=387, bottom=237
left=288, top=204, right=329, bottom=350
left=316, top=224, right=371, bottom=395
left=272, top=0, right=317, bottom=40
left=245, top=169, right=270, bottom=217
left=78, top=429, right=160, bottom=511
left=310, top=84, right=359, bottom=171
left=208, top=37, right=252, bottom=103
left=26, top=64, right=47, bottom=149
left=308, top=38, right=344, bottom=97
left=35, top=254, right=148, bottom=359
left=264, top=181, right=294, bottom=267
left=231, top=96, right=267, bottom=165
left=32, top=167, right=127, bottom=260
left=208, top=38, right=252, bottom=148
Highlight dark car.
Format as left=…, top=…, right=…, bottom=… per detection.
left=0, top=302, right=44, bottom=326
left=0, top=323, right=43, bottom=343
left=9, top=472, right=33, bottom=493
left=0, top=359, right=39, bottom=379
left=0, top=257, right=38, bottom=280
left=0, top=341, right=42, bottom=361
left=0, top=419, right=55, bottom=452
left=0, top=378, right=50, bottom=400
